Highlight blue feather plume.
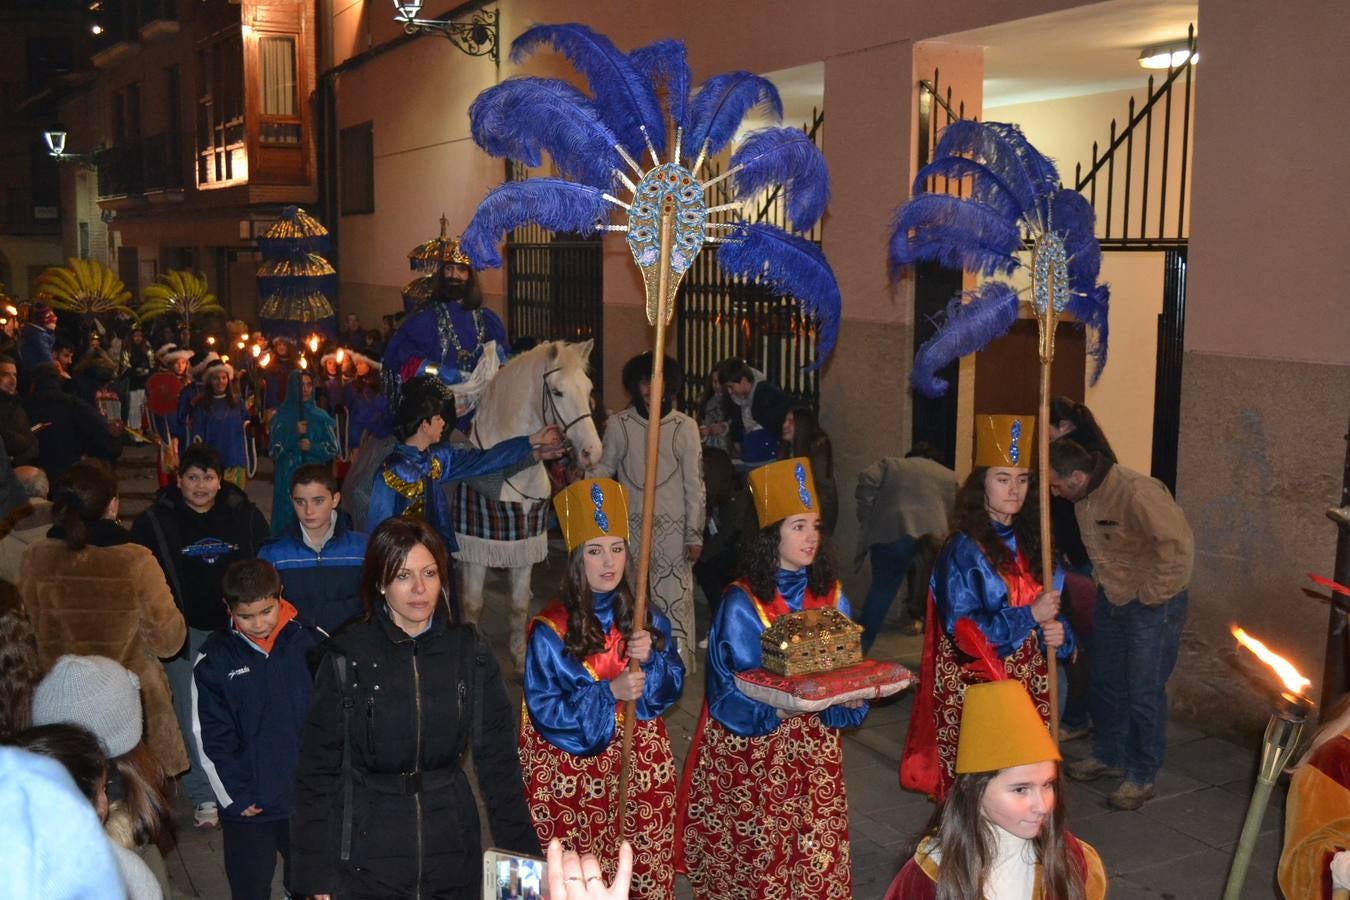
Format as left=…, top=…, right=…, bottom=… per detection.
left=718, top=223, right=840, bottom=366
left=685, top=72, right=783, bottom=162
left=912, top=156, right=1025, bottom=222
left=630, top=39, right=690, bottom=136
left=729, top=128, right=829, bottom=233
left=1068, top=282, right=1111, bottom=384
left=889, top=193, right=1024, bottom=278
left=461, top=179, right=611, bottom=269
left=468, top=78, right=620, bottom=190
left=931, top=120, right=1059, bottom=221
left=511, top=24, right=664, bottom=162
left=910, top=282, right=1021, bottom=398
left=1047, top=189, right=1100, bottom=292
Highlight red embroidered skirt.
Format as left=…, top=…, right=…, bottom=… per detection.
left=519, top=710, right=677, bottom=899
left=675, top=708, right=851, bottom=899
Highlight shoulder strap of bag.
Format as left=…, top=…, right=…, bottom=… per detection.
left=331, top=653, right=356, bottom=863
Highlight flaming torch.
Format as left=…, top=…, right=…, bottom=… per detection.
left=307, top=333, right=320, bottom=354
left=1223, top=626, right=1313, bottom=900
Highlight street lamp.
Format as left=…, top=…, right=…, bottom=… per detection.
left=391, top=1, right=498, bottom=63
left=42, top=126, right=98, bottom=167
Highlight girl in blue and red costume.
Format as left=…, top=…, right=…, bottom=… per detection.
left=901, top=414, right=1076, bottom=802
left=676, top=457, right=867, bottom=900
left=519, top=477, right=684, bottom=899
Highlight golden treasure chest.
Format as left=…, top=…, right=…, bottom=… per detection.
left=760, top=607, right=863, bottom=677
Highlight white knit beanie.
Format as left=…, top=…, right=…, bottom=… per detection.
left=31, top=655, right=144, bottom=758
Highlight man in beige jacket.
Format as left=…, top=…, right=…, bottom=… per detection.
left=1049, top=438, right=1194, bottom=811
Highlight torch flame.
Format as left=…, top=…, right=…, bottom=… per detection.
left=307, top=334, right=320, bottom=354
left=207, top=336, right=216, bottom=346
left=336, top=348, right=345, bottom=364
left=251, top=344, right=261, bottom=358
left=1232, top=626, right=1311, bottom=696
left=259, top=353, right=271, bottom=368
left=299, top=355, right=308, bottom=370
left=4, top=305, right=17, bottom=316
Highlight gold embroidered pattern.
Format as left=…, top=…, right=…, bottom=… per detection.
left=381, top=458, right=443, bottom=519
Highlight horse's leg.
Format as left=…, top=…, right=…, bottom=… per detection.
left=459, top=561, right=488, bottom=626
left=506, top=564, right=533, bottom=672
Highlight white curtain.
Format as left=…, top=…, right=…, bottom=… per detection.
left=260, top=36, right=296, bottom=117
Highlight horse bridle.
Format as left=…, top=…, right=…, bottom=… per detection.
left=473, top=365, right=589, bottom=503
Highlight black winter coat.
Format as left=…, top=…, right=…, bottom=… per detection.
left=290, top=602, right=538, bottom=899
left=130, top=484, right=271, bottom=632
left=23, top=370, right=120, bottom=482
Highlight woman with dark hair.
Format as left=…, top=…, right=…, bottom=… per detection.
left=779, top=405, right=838, bottom=535
left=20, top=460, right=187, bottom=777
left=901, top=415, right=1075, bottom=801
left=676, top=457, right=867, bottom=899
left=595, top=352, right=704, bottom=671
left=519, top=478, right=684, bottom=898
left=1047, top=397, right=1115, bottom=740
left=0, top=581, right=41, bottom=738
left=269, top=368, right=339, bottom=535
left=886, top=680, right=1106, bottom=899
left=291, top=517, right=538, bottom=900
left=188, top=359, right=251, bottom=488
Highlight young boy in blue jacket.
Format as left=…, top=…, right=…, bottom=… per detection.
left=258, top=463, right=368, bottom=633
left=192, top=558, right=325, bottom=900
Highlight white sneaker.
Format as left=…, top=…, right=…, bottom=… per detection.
left=193, top=801, right=219, bottom=828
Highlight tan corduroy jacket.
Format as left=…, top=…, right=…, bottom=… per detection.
left=1073, top=463, right=1194, bottom=606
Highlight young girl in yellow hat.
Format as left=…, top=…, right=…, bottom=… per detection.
left=518, top=477, right=685, bottom=898
left=675, top=457, right=868, bottom=899
left=887, top=680, right=1107, bottom=899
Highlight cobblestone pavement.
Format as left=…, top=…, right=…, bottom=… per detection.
left=116, top=448, right=1285, bottom=899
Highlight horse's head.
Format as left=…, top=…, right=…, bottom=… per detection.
left=539, top=339, right=603, bottom=468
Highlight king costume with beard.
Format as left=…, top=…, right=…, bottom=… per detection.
left=381, top=244, right=510, bottom=414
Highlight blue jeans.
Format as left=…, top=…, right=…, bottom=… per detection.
left=164, top=626, right=215, bottom=806
left=857, top=537, right=917, bottom=653
left=1090, top=588, right=1189, bottom=785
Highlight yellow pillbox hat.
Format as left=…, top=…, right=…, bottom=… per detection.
left=955, top=680, right=1061, bottom=774
left=552, top=478, right=630, bottom=552
left=973, top=414, right=1035, bottom=469
left=748, top=457, right=819, bottom=528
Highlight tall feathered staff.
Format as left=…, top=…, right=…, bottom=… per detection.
left=888, top=121, right=1110, bottom=737
left=463, top=23, right=840, bottom=829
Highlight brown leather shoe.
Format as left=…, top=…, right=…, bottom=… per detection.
left=1066, top=757, right=1125, bottom=782
left=1107, top=781, right=1156, bottom=810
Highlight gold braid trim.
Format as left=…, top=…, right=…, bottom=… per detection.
left=381, top=458, right=443, bottom=519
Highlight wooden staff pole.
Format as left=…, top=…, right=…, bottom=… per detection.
left=616, top=208, right=676, bottom=832
left=1037, top=281, right=1060, bottom=741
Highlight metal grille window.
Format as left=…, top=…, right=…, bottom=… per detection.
left=339, top=122, right=374, bottom=215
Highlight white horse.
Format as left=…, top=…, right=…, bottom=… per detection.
left=452, top=339, right=602, bottom=668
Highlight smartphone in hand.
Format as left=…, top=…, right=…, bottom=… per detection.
left=483, top=847, right=549, bottom=900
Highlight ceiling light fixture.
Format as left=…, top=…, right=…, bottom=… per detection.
left=1138, top=39, right=1197, bottom=70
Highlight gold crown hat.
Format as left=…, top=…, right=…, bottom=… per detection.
left=553, top=478, right=631, bottom=553
left=748, top=457, right=820, bottom=528
left=955, top=680, right=1061, bottom=774
left=973, top=414, right=1036, bottom=469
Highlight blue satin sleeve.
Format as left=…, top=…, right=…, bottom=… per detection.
left=934, top=534, right=1038, bottom=657
left=522, top=625, right=617, bottom=757
left=429, top=436, right=532, bottom=482
left=706, top=587, right=780, bottom=737
left=935, top=534, right=1077, bottom=660
left=817, top=593, right=870, bottom=730
left=636, top=609, right=684, bottom=719
left=706, top=587, right=867, bottom=736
